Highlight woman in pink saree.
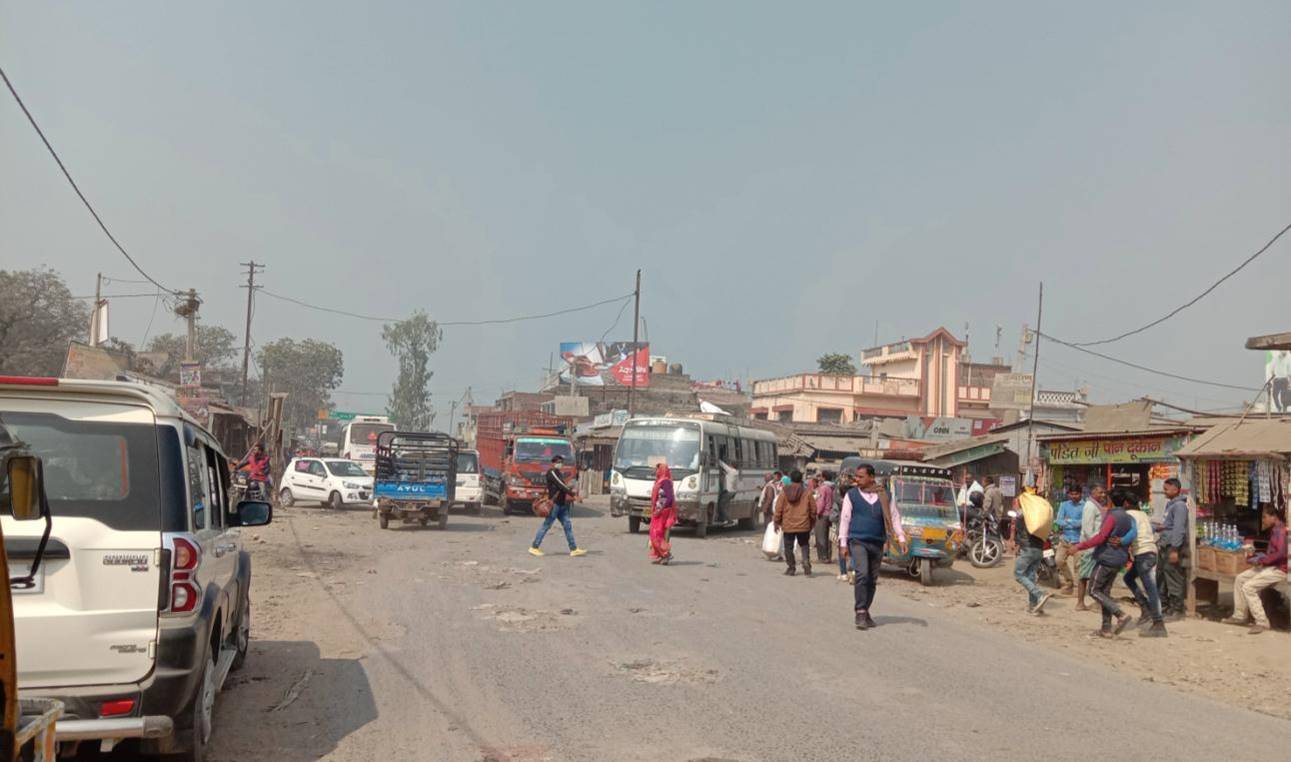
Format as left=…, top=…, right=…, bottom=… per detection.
left=649, top=464, right=677, bottom=564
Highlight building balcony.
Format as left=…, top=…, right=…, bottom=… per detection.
left=861, top=341, right=917, bottom=366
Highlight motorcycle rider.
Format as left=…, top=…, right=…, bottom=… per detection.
left=235, top=442, right=273, bottom=499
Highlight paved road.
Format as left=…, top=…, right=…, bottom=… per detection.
left=206, top=498, right=1288, bottom=761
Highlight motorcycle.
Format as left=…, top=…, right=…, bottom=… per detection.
left=231, top=470, right=270, bottom=505
left=965, top=505, right=1004, bottom=568
left=1037, top=527, right=1062, bottom=589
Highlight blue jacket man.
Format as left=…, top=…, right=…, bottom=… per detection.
left=1053, top=485, right=1086, bottom=594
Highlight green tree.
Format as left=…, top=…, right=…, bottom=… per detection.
left=146, top=324, right=238, bottom=379
left=0, top=268, right=89, bottom=376
left=257, top=338, right=344, bottom=434
left=382, top=311, right=441, bottom=429
left=817, top=352, right=857, bottom=376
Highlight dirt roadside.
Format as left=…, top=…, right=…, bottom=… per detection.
left=896, top=556, right=1291, bottom=720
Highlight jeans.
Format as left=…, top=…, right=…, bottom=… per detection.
left=1089, top=563, right=1125, bottom=630
left=532, top=502, right=577, bottom=551
left=814, top=518, right=833, bottom=561
left=848, top=539, right=883, bottom=612
left=1014, top=547, right=1045, bottom=608
left=784, top=531, right=812, bottom=569
left=1156, top=546, right=1187, bottom=615
left=1123, top=552, right=1163, bottom=621
left=1054, top=541, right=1081, bottom=589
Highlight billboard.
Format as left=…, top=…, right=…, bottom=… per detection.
left=1267, top=351, right=1291, bottom=413
left=990, top=372, right=1033, bottom=411
left=559, top=342, right=650, bottom=387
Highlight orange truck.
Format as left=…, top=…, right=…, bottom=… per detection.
left=476, top=411, right=576, bottom=515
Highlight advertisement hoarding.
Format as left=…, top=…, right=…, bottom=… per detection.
left=559, top=342, right=650, bottom=387
left=989, top=373, right=1033, bottom=411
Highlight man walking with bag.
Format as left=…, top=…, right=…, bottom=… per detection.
left=530, top=455, right=587, bottom=557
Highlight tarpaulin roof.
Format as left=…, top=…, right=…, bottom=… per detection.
left=1174, top=418, right=1291, bottom=461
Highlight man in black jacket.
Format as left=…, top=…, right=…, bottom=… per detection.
left=530, top=455, right=587, bottom=557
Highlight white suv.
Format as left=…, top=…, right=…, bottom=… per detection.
left=0, top=377, right=271, bottom=760
left=279, top=457, right=374, bottom=509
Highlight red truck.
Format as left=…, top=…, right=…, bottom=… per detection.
left=476, top=411, right=577, bottom=515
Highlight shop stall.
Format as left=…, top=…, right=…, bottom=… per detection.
left=1175, top=418, right=1291, bottom=621
left=1039, top=427, right=1200, bottom=514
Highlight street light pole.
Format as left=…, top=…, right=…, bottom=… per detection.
left=627, top=269, right=641, bottom=417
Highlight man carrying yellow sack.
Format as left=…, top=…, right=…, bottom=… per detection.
left=1008, top=490, right=1055, bottom=615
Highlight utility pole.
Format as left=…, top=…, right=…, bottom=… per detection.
left=1024, top=284, right=1044, bottom=487
left=239, top=261, right=264, bottom=405
left=1015, top=322, right=1031, bottom=373
left=174, top=289, right=201, bottom=361
left=87, top=272, right=103, bottom=345
left=627, top=269, right=641, bottom=417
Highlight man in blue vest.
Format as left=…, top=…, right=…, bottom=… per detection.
left=838, top=464, right=908, bottom=630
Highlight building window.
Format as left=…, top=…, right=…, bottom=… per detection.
left=777, top=410, right=793, bottom=422
left=816, top=407, right=843, bottom=424
left=753, top=412, right=768, bottom=420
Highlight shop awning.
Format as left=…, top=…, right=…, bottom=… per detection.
left=1174, top=418, right=1291, bottom=461
left=927, top=441, right=1006, bottom=468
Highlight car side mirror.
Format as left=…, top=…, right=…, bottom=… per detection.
left=6, top=455, right=43, bottom=521
left=235, top=500, right=273, bottom=527
left=4, top=454, right=54, bottom=591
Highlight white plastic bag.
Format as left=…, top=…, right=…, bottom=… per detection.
left=761, top=522, right=783, bottom=558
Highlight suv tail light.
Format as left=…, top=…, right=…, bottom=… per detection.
left=100, top=699, right=135, bottom=718
left=163, top=535, right=200, bottom=616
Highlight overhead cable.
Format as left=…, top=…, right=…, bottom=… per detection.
left=0, top=64, right=177, bottom=295
left=258, top=288, right=634, bottom=327
left=1066, top=220, right=1291, bottom=347
left=1038, top=330, right=1259, bottom=392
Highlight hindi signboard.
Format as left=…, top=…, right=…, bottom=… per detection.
left=1044, top=435, right=1188, bottom=465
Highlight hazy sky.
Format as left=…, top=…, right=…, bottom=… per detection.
left=4, top=2, right=1289, bottom=417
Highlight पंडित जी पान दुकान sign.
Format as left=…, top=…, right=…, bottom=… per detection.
left=1044, top=435, right=1189, bottom=465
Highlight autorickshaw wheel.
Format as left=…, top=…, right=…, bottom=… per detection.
left=628, top=516, right=641, bottom=534
left=438, top=511, right=449, bottom=530
left=379, top=514, right=389, bottom=529
left=920, top=560, right=934, bottom=587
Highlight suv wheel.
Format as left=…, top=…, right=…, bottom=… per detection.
left=171, top=649, right=215, bottom=761
left=328, top=491, right=343, bottom=510
left=231, top=600, right=250, bottom=672
left=279, top=488, right=294, bottom=508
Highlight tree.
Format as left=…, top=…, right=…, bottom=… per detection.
left=146, top=324, right=238, bottom=379
left=382, top=311, right=441, bottom=429
left=817, top=353, right=857, bottom=376
left=257, top=338, right=344, bottom=434
left=0, top=268, right=89, bottom=376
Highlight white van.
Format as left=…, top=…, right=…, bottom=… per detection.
left=0, top=376, right=271, bottom=759
left=454, top=450, right=482, bottom=514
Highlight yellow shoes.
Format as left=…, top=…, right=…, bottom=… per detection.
left=569, top=548, right=588, bottom=557
left=528, top=547, right=544, bottom=557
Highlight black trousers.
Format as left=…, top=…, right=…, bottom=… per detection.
left=784, top=531, right=812, bottom=568
left=1089, top=563, right=1125, bottom=629
left=849, top=539, right=884, bottom=611
left=1156, top=548, right=1187, bottom=614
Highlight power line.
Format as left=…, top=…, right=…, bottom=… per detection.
left=72, top=292, right=167, bottom=300
left=1066, top=220, right=1291, bottom=347
left=258, top=288, right=634, bottom=327
left=0, top=64, right=177, bottom=295
left=1038, top=330, right=1259, bottom=392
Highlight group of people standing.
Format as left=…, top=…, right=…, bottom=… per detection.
left=752, top=466, right=906, bottom=629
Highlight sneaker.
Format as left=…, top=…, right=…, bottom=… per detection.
left=784, top=567, right=796, bottom=576
left=836, top=574, right=849, bottom=582
left=569, top=548, right=587, bottom=557
left=1033, top=593, right=1054, bottom=615
left=862, top=612, right=877, bottom=629
left=528, top=547, right=544, bottom=557
left=855, top=611, right=869, bottom=630
left=1248, top=625, right=1268, bottom=635
left=1141, top=621, right=1168, bottom=638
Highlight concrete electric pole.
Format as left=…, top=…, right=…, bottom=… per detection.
left=239, top=261, right=264, bottom=405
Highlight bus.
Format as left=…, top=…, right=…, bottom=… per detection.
left=609, top=417, right=777, bottom=537
left=342, top=415, right=395, bottom=474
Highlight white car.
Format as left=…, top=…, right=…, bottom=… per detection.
left=279, top=458, right=374, bottom=509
